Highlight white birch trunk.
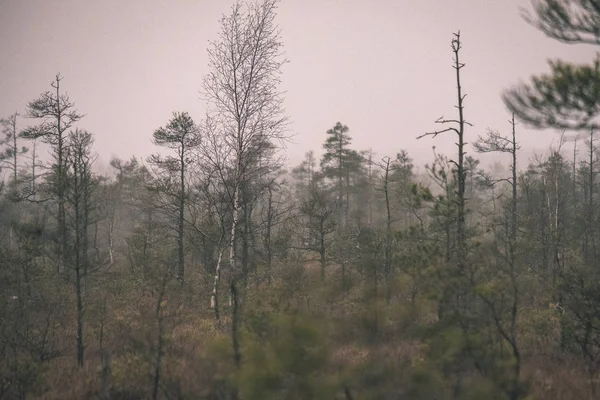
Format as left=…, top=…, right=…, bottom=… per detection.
left=108, top=221, right=115, bottom=266
left=228, top=185, right=239, bottom=307
left=210, top=246, right=226, bottom=309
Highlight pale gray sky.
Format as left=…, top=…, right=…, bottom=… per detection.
left=0, top=0, right=597, bottom=173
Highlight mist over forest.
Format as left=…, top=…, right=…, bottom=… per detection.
left=2, top=1, right=600, bottom=399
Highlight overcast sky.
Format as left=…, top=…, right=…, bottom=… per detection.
left=0, top=0, right=597, bottom=174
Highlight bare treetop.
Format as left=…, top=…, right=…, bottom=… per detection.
left=418, top=32, right=472, bottom=141
left=202, top=0, right=288, bottom=172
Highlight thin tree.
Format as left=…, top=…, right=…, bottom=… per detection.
left=65, top=129, right=96, bottom=368
left=392, top=150, right=415, bottom=230
left=418, top=32, right=472, bottom=310
left=22, top=74, right=84, bottom=273
left=474, top=114, right=520, bottom=252
left=152, top=275, right=169, bottom=400
left=0, top=112, right=28, bottom=184
left=187, top=154, right=234, bottom=323
left=149, top=111, right=200, bottom=284
left=299, top=179, right=337, bottom=280
left=22, top=136, right=43, bottom=200
left=583, top=128, right=597, bottom=262
left=376, top=156, right=395, bottom=301
left=474, top=114, right=523, bottom=400
left=201, top=0, right=288, bottom=376
left=366, top=149, right=374, bottom=226
left=321, top=122, right=352, bottom=229
left=257, top=173, right=291, bottom=284
left=291, top=150, right=317, bottom=200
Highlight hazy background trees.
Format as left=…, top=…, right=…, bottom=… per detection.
left=2, top=1, right=600, bottom=399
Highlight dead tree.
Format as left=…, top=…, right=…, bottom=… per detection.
left=418, top=31, right=472, bottom=316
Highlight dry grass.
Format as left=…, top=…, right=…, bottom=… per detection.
left=10, top=260, right=598, bottom=400
left=524, top=353, right=600, bottom=400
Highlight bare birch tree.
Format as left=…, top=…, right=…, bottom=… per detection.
left=201, top=0, right=288, bottom=317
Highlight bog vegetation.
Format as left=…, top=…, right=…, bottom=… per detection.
left=1, top=0, right=600, bottom=399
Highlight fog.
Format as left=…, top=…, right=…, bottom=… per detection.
left=1, top=0, right=595, bottom=170
left=1, top=1, right=600, bottom=399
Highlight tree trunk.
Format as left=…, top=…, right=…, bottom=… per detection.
left=56, top=79, right=67, bottom=276
left=11, top=114, right=18, bottom=183
left=75, top=265, right=84, bottom=368
left=368, top=150, right=373, bottom=226
left=319, top=218, right=326, bottom=281
left=231, top=281, right=241, bottom=368
left=178, top=150, right=185, bottom=284
left=31, top=139, right=38, bottom=198
left=338, top=135, right=344, bottom=230
left=265, top=186, right=274, bottom=284
left=454, top=34, right=467, bottom=282
left=210, top=245, right=226, bottom=324
left=241, top=202, right=250, bottom=288
left=152, top=282, right=166, bottom=400
left=108, top=217, right=115, bottom=266
left=345, top=169, right=350, bottom=228
left=73, top=156, right=85, bottom=368
left=383, top=158, right=393, bottom=303
left=229, top=184, right=239, bottom=307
